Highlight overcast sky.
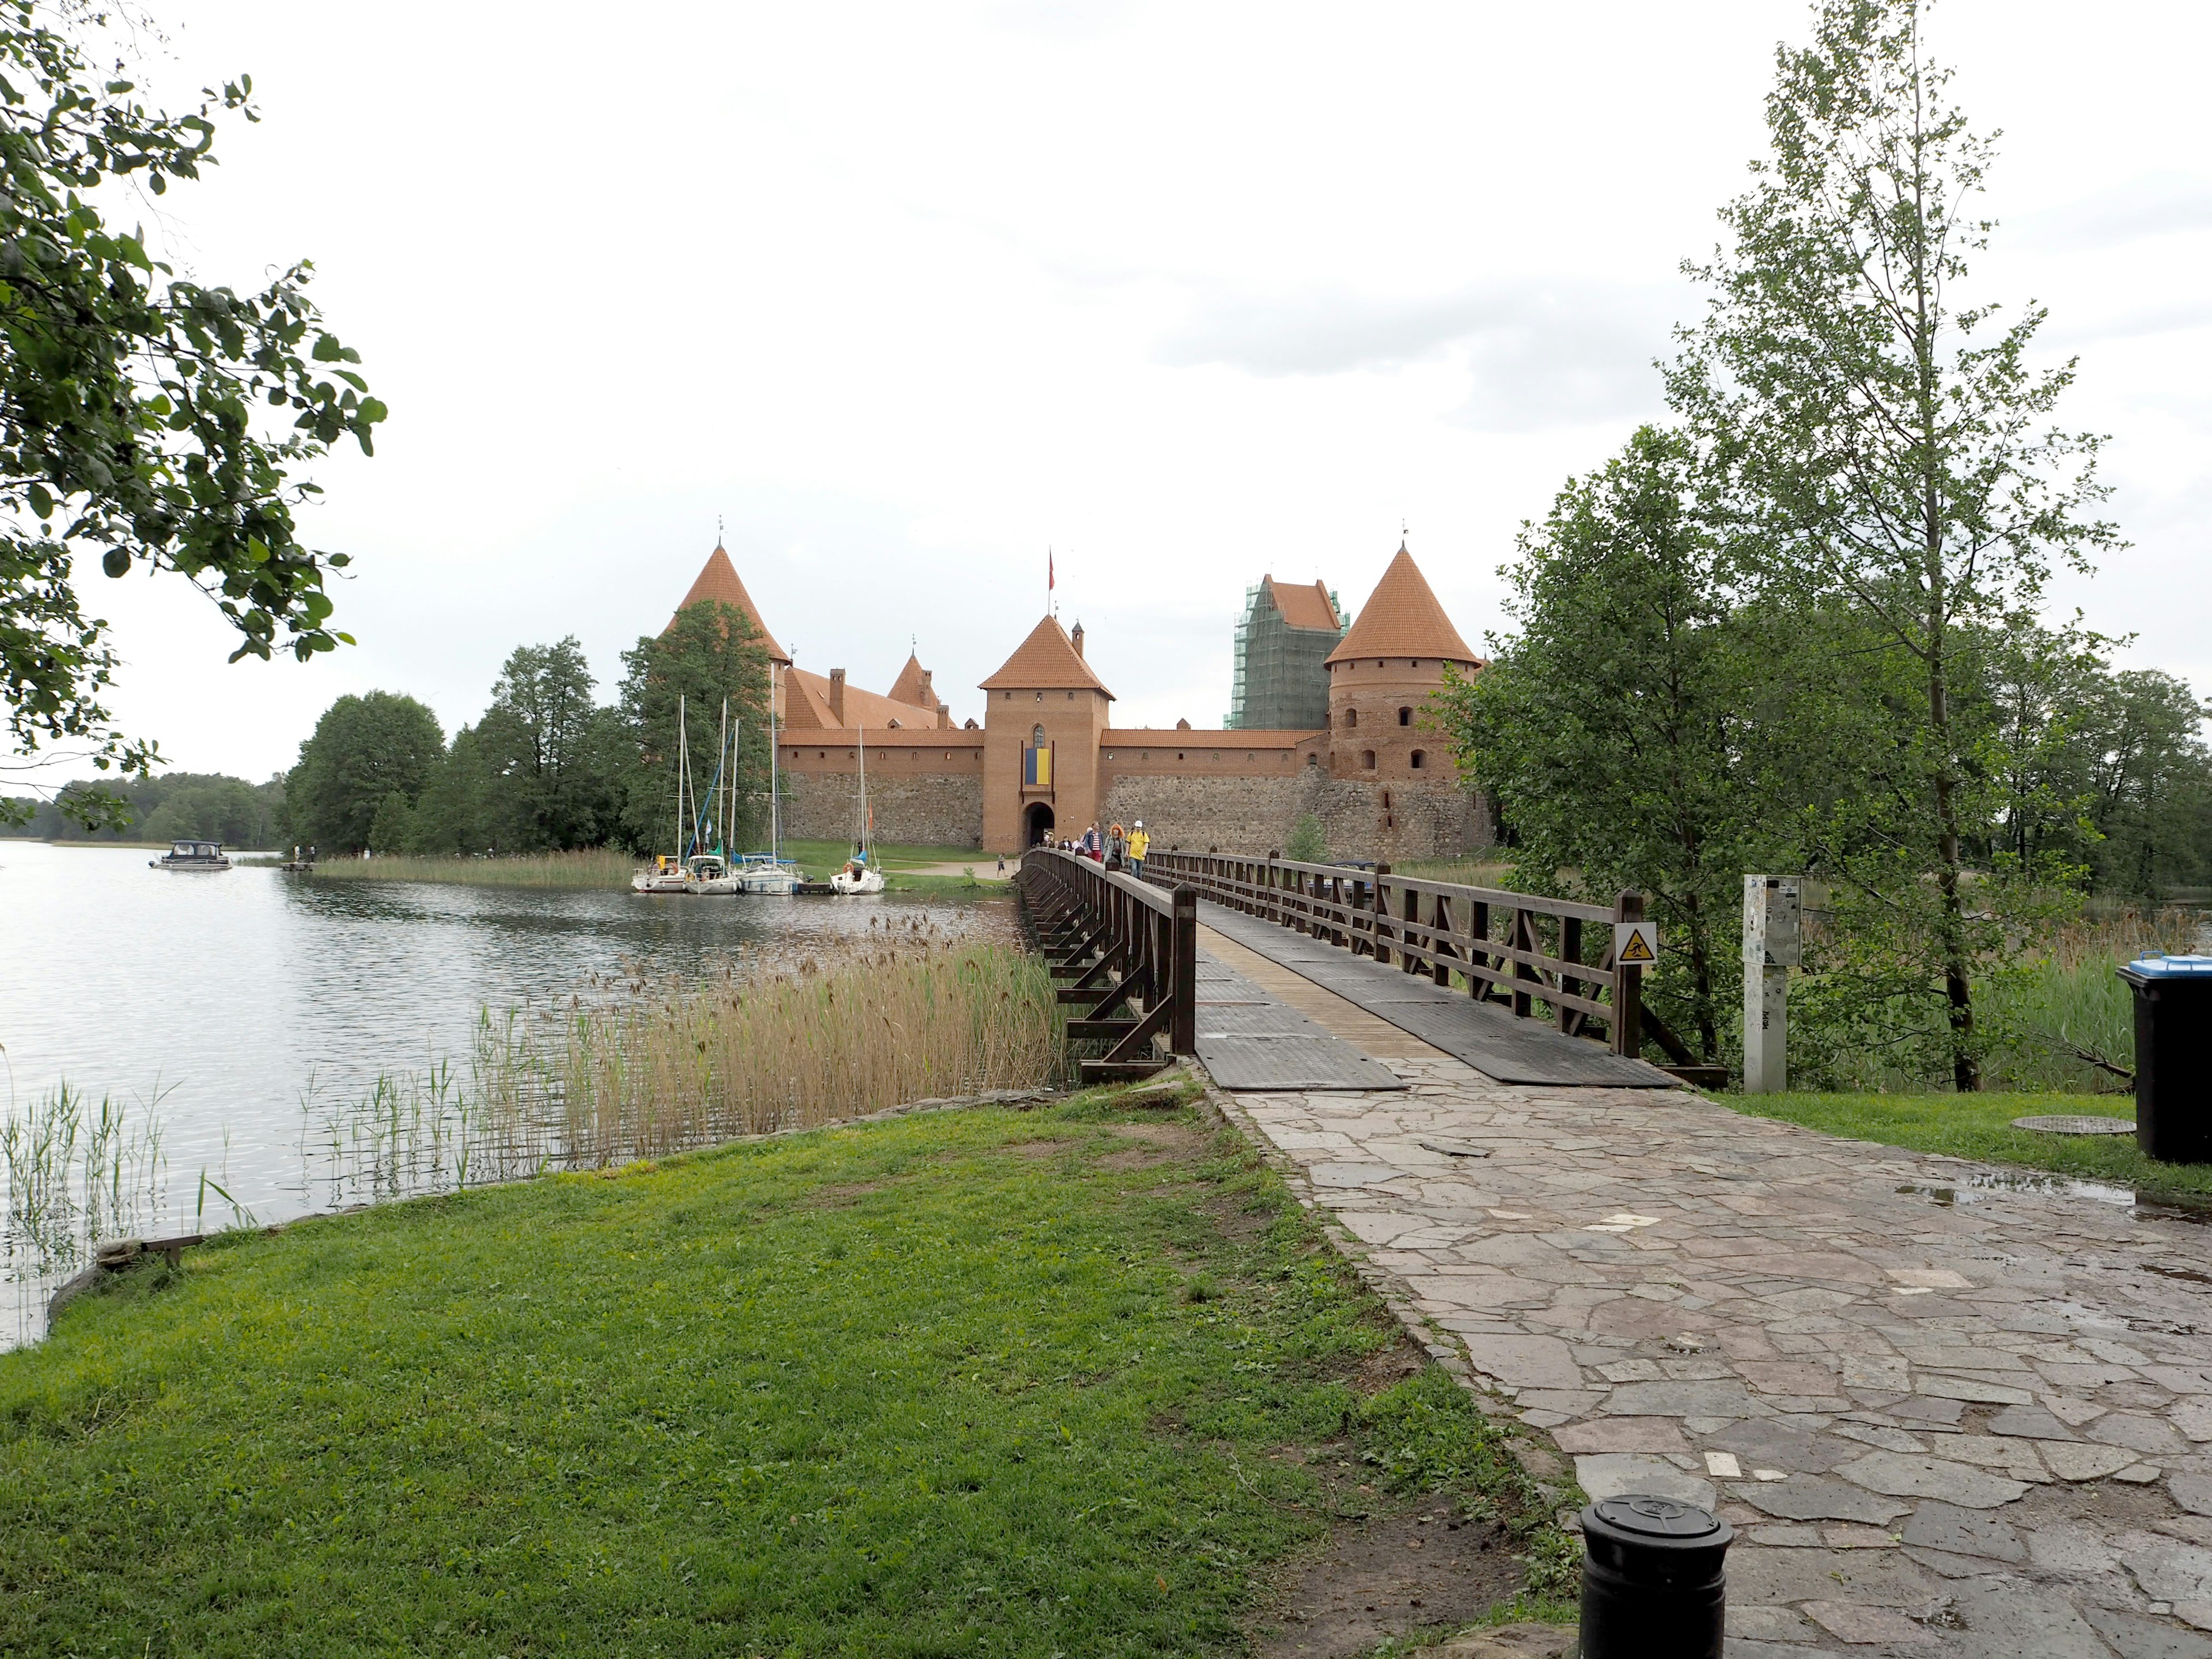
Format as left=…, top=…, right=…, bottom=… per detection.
left=39, top=0, right=2212, bottom=781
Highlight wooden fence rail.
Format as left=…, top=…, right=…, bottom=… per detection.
left=1015, top=849, right=1196, bottom=1084
left=1141, top=850, right=1688, bottom=1066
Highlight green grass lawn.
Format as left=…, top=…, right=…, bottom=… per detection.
left=0, top=1088, right=1562, bottom=1656
left=1720, top=1090, right=2212, bottom=1203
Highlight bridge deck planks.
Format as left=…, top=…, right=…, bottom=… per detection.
left=1191, top=953, right=1407, bottom=1092
left=1195, top=902, right=1678, bottom=1089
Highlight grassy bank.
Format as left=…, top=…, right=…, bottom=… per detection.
left=0, top=1087, right=1566, bottom=1656
left=1720, top=1090, right=2212, bottom=1202
left=296, top=841, right=1001, bottom=893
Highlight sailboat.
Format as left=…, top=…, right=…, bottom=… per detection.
left=632, top=694, right=696, bottom=893
left=830, top=725, right=887, bottom=894
left=685, top=700, right=741, bottom=893
left=738, top=662, right=802, bottom=895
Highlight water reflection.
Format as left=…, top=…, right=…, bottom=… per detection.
left=1893, top=1171, right=2212, bottom=1224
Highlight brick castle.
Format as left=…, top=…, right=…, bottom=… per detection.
left=671, top=539, right=1489, bottom=861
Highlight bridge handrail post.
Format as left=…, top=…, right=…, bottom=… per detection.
left=1170, top=885, right=1197, bottom=1055
left=1612, top=889, right=1644, bottom=1059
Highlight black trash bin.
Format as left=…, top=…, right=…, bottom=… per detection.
left=2119, top=955, right=2212, bottom=1164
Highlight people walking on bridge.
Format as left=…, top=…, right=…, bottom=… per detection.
left=1127, top=820, right=1149, bottom=879
left=1106, top=821, right=1127, bottom=870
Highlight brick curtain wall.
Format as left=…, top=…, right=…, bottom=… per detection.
left=1095, top=771, right=1487, bottom=861
left=779, top=774, right=985, bottom=849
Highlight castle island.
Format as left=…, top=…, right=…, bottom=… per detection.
left=672, top=539, right=1490, bottom=861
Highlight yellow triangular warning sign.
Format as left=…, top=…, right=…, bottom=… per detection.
left=1619, top=929, right=1656, bottom=964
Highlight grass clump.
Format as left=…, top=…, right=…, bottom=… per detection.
left=0, top=1092, right=1551, bottom=1655
left=301, top=846, right=641, bottom=888
left=1719, top=1090, right=2212, bottom=1202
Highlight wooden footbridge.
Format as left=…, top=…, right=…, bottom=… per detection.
left=1017, top=849, right=1700, bottom=1090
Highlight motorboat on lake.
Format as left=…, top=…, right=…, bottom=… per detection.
left=150, top=840, right=230, bottom=872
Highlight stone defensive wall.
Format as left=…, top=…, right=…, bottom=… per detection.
left=778, top=729, right=986, bottom=848
left=1099, top=770, right=1482, bottom=862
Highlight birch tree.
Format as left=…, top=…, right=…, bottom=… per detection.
left=1667, top=0, right=2118, bottom=1090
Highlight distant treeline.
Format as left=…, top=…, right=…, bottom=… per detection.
left=2, top=773, right=287, bottom=846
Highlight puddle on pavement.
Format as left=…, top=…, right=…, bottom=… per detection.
left=1893, top=1170, right=2212, bottom=1225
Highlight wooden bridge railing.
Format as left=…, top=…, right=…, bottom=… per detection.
left=1016, top=849, right=1196, bottom=1084
left=1142, top=850, right=1673, bottom=1063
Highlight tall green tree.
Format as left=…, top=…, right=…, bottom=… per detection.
left=618, top=602, right=770, bottom=854
left=2078, top=669, right=2212, bottom=899
left=478, top=637, right=615, bottom=850
left=1440, top=427, right=1759, bottom=1065
left=286, top=692, right=443, bottom=853
left=1666, top=0, right=2118, bottom=1089
left=0, top=5, right=381, bottom=827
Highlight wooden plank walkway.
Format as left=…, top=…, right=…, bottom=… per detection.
left=1191, top=950, right=1406, bottom=1092
left=1196, top=900, right=1680, bottom=1089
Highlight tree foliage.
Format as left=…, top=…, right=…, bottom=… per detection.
left=618, top=601, right=771, bottom=854
left=285, top=691, right=442, bottom=853
left=1440, top=427, right=1760, bottom=1063
left=1665, top=0, right=2120, bottom=1089
left=0, top=3, right=380, bottom=824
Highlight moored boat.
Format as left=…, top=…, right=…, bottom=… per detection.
left=632, top=855, right=690, bottom=893
left=150, top=840, right=230, bottom=872
left=685, top=853, right=740, bottom=895
left=736, top=852, right=802, bottom=895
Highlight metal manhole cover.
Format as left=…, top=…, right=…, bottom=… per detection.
left=2012, top=1115, right=2136, bottom=1137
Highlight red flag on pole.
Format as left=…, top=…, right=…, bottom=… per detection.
left=1048, top=549, right=1055, bottom=592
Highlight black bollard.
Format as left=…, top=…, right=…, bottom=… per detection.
left=1577, top=1493, right=1733, bottom=1659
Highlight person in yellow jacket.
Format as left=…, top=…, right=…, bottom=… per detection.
left=1126, top=821, right=1150, bottom=878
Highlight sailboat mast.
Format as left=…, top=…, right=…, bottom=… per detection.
left=858, top=726, right=868, bottom=855
left=769, top=664, right=781, bottom=860
left=675, top=694, right=687, bottom=858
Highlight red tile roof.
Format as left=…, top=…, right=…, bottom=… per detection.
left=979, top=615, right=1113, bottom=697
left=782, top=668, right=941, bottom=731
left=670, top=543, right=790, bottom=664
left=1264, top=576, right=1343, bottom=634
left=1324, top=546, right=1478, bottom=666
left=886, top=652, right=936, bottom=710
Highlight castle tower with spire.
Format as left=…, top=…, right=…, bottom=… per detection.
left=1323, top=542, right=1482, bottom=783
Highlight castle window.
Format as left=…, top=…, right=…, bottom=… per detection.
left=1066, top=691, right=1074, bottom=700
left=1035, top=691, right=1043, bottom=702
left=1382, top=790, right=1392, bottom=808
left=1397, top=706, right=1412, bottom=726
left=1411, top=749, right=1426, bottom=770
left=1344, top=708, right=1358, bottom=730
left=1032, top=725, right=1046, bottom=745
left=888, top=719, right=902, bottom=729
left=1177, top=752, right=1185, bottom=761
left=1362, top=750, right=1376, bottom=770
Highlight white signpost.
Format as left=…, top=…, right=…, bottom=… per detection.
left=1742, top=876, right=1802, bottom=1094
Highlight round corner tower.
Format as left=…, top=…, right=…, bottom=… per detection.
left=1323, top=542, right=1483, bottom=782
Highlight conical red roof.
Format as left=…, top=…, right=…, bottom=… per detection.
left=887, top=652, right=934, bottom=708
left=1324, top=545, right=1476, bottom=666
left=669, top=541, right=789, bottom=664
left=979, top=615, right=1113, bottom=697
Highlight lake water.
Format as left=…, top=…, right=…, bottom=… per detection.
left=0, top=842, right=1016, bottom=1345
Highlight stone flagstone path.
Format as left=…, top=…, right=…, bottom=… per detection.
left=1196, top=924, right=2212, bottom=1658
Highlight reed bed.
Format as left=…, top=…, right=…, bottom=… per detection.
left=300, top=942, right=1066, bottom=1199
left=301, top=847, right=639, bottom=889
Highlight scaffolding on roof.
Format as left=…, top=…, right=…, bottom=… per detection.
left=1225, top=578, right=1347, bottom=730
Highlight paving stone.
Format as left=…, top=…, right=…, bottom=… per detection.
left=2095, top=1412, right=2194, bottom=1456
left=1943, top=1578, right=2130, bottom=1658
left=1552, top=1418, right=1687, bottom=1454
left=1713, top=1419, right=1862, bottom=1474
left=2037, top=1440, right=2142, bottom=1482
left=2173, top=1475, right=2212, bottom=1517
left=1459, top=1334, right=1586, bottom=1392
left=1600, top=1380, right=1768, bottom=1418
left=2123, top=1537, right=2212, bottom=1607
left=1898, top=1500, right=2026, bottom=1562
left=1986, top=1403, right=2077, bottom=1440
left=1734, top=1476, right=1911, bottom=1525
left=1834, top=1450, right=2028, bottom=1507
left=2085, top=1604, right=2212, bottom=1659
left=1800, top=1600, right=1934, bottom=1646
left=1725, top=1604, right=1825, bottom=1643
left=2175, top=1400, right=2212, bottom=1444
left=1912, top=1374, right=2035, bottom=1406
left=2024, top=1521, right=2119, bottom=1574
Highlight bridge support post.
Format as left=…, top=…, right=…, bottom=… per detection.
left=1171, top=886, right=1197, bottom=1055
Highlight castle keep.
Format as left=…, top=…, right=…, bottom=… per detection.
left=675, top=539, right=1488, bottom=861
